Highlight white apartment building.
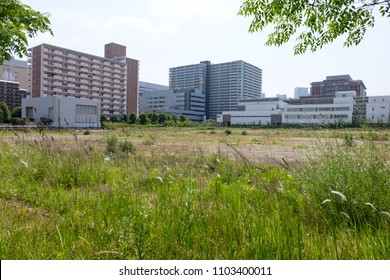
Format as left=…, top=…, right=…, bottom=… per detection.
left=22, top=95, right=100, bottom=128
left=28, top=43, right=139, bottom=119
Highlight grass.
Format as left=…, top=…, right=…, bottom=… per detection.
left=0, top=127, right=389, bottom=259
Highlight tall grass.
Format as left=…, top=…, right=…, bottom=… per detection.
left=0, top=130, right=388, bottom=259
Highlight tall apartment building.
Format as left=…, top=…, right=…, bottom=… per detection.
left=28, top=43, right=139, bottom=119
left=169, top=60, right=262, bottom=120
left=0, top=80, right=28, bottom=111
left=0, top=58, right=29, bottom=90
left=310, top=75, right=366, bottom=97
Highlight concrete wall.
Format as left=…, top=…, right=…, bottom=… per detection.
left=22, top=96, right=100, bottom=128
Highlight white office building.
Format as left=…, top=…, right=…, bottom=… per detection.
left=283, top=91, right=355, bottom=125
left=366, top=96, right=390, bottom=124
left=139, top=88, right=205, bottom=122
left=217, top=97, right=288, bottom=126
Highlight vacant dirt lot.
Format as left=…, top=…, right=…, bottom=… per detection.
left=5, top=126, right=389, bottom=166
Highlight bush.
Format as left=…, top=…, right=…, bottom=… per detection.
left=106, top=135, right=118, bottom=153
left=241, top=130, right=248, bottom=135
left=11, top=118, right=29, bottom=125
left=224, top=129, right=232, bottom=135
left=119, top=140, right=136, bottom=154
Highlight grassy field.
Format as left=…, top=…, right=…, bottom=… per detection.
left=0, top=126, right=389, bottom=259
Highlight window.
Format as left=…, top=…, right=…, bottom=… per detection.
left=26, top=107, right=34, bottom=118
left=76, top=105, right=97, bottom=115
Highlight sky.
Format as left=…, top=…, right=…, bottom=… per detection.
left=22, top=0, right=390, bottom=97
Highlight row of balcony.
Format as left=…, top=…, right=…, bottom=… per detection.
left=43, top=72, right=126, bottom=88
left=43, top=62, right=126, bottom=79
left=43, top=48, right=125, bottom=69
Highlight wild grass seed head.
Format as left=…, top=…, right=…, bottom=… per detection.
left=321, top=199, right=332, bottom=204
left=365, top=203, right=376, bottom=211
left=331, top=190, right=347, bottom=201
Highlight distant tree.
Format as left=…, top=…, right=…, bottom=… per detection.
left=150, top=112, right=158, bottom=124
left=0, top=102, right=11, bottom=123
left=11, top=106, right=21, bottom=118
left=171, top=114, right=178, bottom=122
left=179, top=114, right=186, bottom=122
left=0, top=0, right=53, bottom=64
left=129, top=113, right=137, bottom=124
left=100, top=116, right=107, bottom=122
left=238, top=0, right=390, bottom=54
left=110, top=116, right=119, bottom=123
left=121, top=114, right=128, bottom=123
left=138, top=113, right=148, bottom=125
left=158, top=113, right=167, bottom=125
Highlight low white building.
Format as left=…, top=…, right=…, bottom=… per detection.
left=217, top=98, right=288, bottom=126
left=22, top=96, right=100, bottom=128
left=366, top=96, right=390, bottom=124
left=282, top=91, right=355, bottom=125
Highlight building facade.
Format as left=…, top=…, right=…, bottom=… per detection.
left=22, top=95, right=100, bottom=128
left=28, top=43, right=139, bottom=119
left=169, top=60, right=262, bottom=120
left=139, top=81, right=169, bottom=93
left=366, top=96, right=390, bottom=124
left=217, top=97, right=288, bottom=126
left=0, top=80, right=28, bottom=111
left=310, top=75, right=366, bottom=97
left=139, top=88, right=205, bottom=122
left=283, top=91, right=355, bottom=125
left=0, top=58, right=29, bottom=90
left=294, top=87, right=309, bottom=99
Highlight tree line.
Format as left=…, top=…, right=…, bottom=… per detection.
left=102, top=112, right=190, bottom=127
left=0, top=102, right=22, bottom=124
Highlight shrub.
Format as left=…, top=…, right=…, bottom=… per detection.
left=106, top=135, right=118, bottom=153
left=241, top=130, right=248, bottom=135
left=224, top=129, right=232, bottom=135
left=119, top=140, right=136, bottom=154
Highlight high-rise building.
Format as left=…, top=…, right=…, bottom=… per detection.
left=28, top=43, right=139, bottom=119
left=139, top=88, right=205, bottom=122
left=310, top=75, right=366, bottom=97
left=0, top=80, right=28, bottom=111
left=0, top=58, right=29, bottom=90
left=169, top=60, right=262, bottom=120
left=139, top=81, right=169, bottom=93
left=294, top=87, right=309, bottom=99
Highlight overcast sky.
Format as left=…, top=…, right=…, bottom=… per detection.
left=22, top=0, right=390, bottom=97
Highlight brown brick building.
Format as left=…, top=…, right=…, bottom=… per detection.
left=310, top=75, right=366, bottom=98
left=28, top=43, right=139, bottom=119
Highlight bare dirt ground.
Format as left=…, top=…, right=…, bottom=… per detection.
left=3, top=127, right=389, bottom=165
